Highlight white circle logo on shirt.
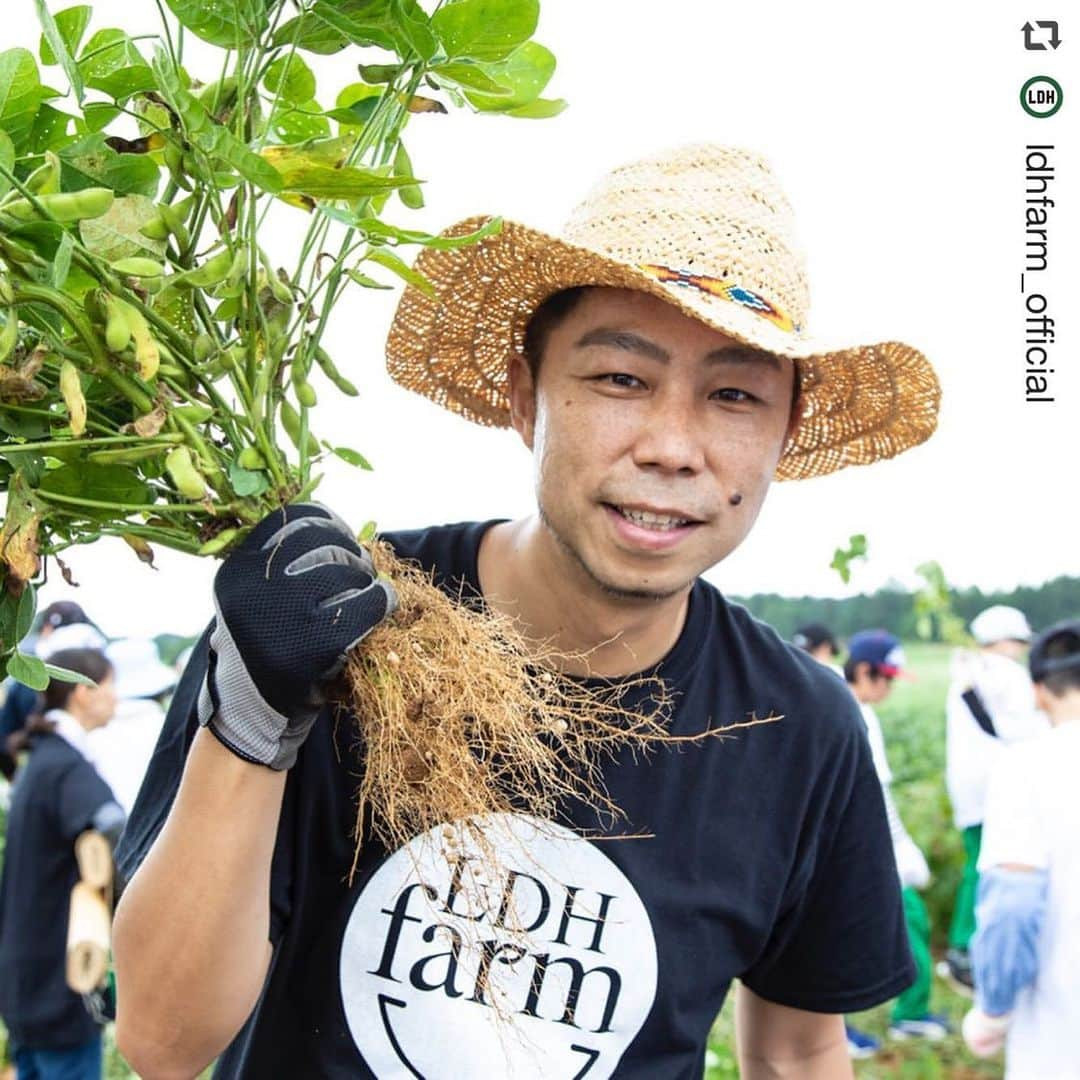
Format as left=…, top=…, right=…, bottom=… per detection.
left=339, top=814, right=658, bottom=1078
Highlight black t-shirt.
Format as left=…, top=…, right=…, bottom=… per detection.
left=118, top=520, right=914, bottom=1078
left=0, top=732, right=116, bottom=1048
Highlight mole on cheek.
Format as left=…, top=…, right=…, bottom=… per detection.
left=564, top=399, right=572, bottom=407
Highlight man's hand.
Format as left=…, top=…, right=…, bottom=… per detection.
left=199, top=503, right=397, bottom=770
left=962, top=1007, right=1010, bottom=1057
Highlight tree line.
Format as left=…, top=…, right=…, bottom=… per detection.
left=731, top=575, right=1080, bottom=643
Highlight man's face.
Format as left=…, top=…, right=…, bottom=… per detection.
left=508, top=288, right=798, bottom=601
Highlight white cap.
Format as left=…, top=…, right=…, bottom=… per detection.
left=105, top=638, right=178, bottom=700
left=970, top=605, right=1032, bottom=646
left=36, top=622, right=108, bottom=659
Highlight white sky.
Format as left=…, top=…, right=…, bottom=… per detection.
left=9, top=0, right=1077, bottom=639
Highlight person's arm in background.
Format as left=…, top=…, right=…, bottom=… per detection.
left=736, top=985, right=852, bottom=1079
left=963, top=864, right=1047, bottom=1056
left=962, top=747, right=1049, bottom=1058
left=113, top=505, right=395, bottom=1079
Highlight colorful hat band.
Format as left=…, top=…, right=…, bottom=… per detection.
left=638, top=263, right=799, bottom=333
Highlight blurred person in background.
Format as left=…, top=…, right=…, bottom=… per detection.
left=963, top=620, right=1080, bottom=1077
left=845, top=631, right=949, bottom=1050
left=86, top=639, right=177, bottom=815
left=943, top=605, right=1049, bottom=992
left=792, top=621, right=843, bottom=677
left=0, top=605, right=105, bottom=780
left=0, top=649, right=124, bottom=1080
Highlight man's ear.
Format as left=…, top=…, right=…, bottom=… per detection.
left=508, top=352, right=537, bottom=450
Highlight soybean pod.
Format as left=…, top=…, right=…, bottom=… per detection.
left=165, top=446, right=207, bottom=501
left=280, top=398, right=319, bottom=456
left=1, top=187, right=114, bottom=224
left=313, top=346, right=359, bottom=397
left=58, top=361, right=86, bottom=436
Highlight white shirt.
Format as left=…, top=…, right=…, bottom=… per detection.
left=85, top=698, right=166, bottom=815
left=979, top=720, right=1080, bottom=1079
left=43, top=708, right=92, bottom=759
left=859, top=702, right=929, bottom=890
left=946, top=650, right=1049, bottom=829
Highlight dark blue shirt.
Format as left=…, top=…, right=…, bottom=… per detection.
left=118, top=520, right=914, bottom=1078
left=0, top=732, right=116, bottom=1048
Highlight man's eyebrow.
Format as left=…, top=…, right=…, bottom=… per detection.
left=574, top=327, right=782, bottom=371
left=703, top=345, right=783, bottom=371
left=573, top=328, right=670, bottom=364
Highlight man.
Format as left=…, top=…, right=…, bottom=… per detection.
left=963, top=620, right=1080, bottom=1077
left=113, top=145, right=940, bottom=1078
left=944, top=605, right=1048, bottom=990
left=845, top=631, right=948, bottom=1045
left=793, top=622, right=843, bottom=677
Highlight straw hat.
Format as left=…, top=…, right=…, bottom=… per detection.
left=386, top=144, right=940, bottom=481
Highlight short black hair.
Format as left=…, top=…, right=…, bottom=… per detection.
left=41, top=648, right=112, bottom=711
left=520, top=286, right=803, bottom=414
left=1031, top=622, right=1080, bottom=696
left=843, top=658, right=891, bottom=685
left=522, top=287, right=589, bottom=382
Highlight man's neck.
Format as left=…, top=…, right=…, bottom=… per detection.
left=477, top=518, right=692, bottom=678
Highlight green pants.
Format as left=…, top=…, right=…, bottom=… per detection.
left=892, top=887, right=932, bottom=1023
left=948, top=825, right=983, bottom=951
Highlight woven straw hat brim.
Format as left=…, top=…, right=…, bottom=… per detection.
left=386, top=216, right=941, bottom=481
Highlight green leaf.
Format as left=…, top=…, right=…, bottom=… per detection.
left=35, top=0, right=85, bottom=103
left=463, top=41, right=556, bottom=111
left=79, top=193, right=165, bottom=262
left=271, top=14, right=347, bottom=55
left=390, top=0, right=438, bottom=61
left=15, top=586, right=37, bottom=643
left=151, top=50, right=283, bottom=194
left=78, top=30, right=154, bottom=100
left=81, top=101, right=120, bottom=132
left=364, top=247, right=433, bottom=296
left=163, top=0, right=272, bottom=48
left=58, top=132, right=160, bottom=196
left=228, top=459, right=269, bottom=497
left=358, top=519, right=376, bottom=542
left=0, top=48, right=52, bottom=153
left=51, top=229, right=73, bottom=288
left=7, top=650, right=49, bottom=691
left=393, top=141, right=423, bottom=210
left=346, top=268, right=392, bottom=290
left=355, top=213, right=502, bottom=250
left=269, top=99, right=331, bottom=143
left=307, top=0, right=398, bottom=51
left=328, top=81, right=380, bottom=132
left=329, top=445, right=373, bottom=469
left=289, top=162, right=408, bottom=198
left=43, top=660, right=96, bottom=686
left=264, top=54, right=317, bottom=105
left=324, top=98, right=379, bottom=128
left=0, top=130, right=14, bottom=200
left=261, top=144, right=410, bottom=198
left=431, top=0, right=539, bottom=61
left=39, top=5, right=91, bottom=65
left=38, top=461, right=153, bottom=507
left=504, top=96, right=567, bottom=119
left=432, top=61, right=514, bottom=97
left=0, top=409, right=50, bottom=439
left=29, top=103, right=74, bottom=154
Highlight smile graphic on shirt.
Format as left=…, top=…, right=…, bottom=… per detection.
left=339, top=815, right=659, bottom=1077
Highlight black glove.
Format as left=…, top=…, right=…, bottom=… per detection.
left=198, top=503, right=397, bottom=769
